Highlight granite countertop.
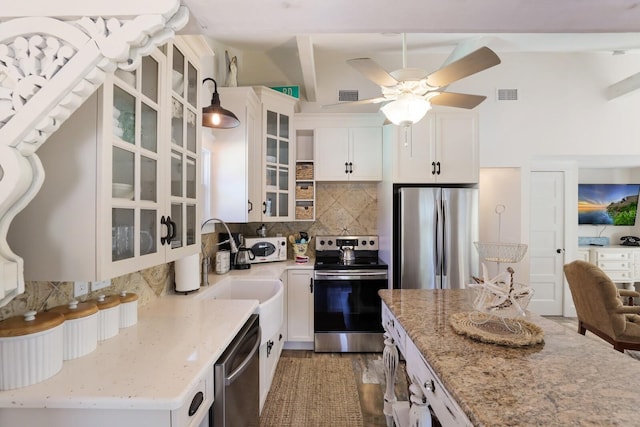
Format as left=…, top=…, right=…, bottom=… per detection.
left=0, top=260, right=313, bottom=411
left=380, top=289, right=640, bottom=426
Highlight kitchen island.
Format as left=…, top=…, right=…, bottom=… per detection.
left=380, top=289, right=640, bottom=426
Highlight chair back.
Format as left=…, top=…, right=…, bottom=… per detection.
left=563, top=260, right=627, bottom=339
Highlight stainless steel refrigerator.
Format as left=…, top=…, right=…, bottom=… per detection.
left=395, top=186, right=479, bottom=289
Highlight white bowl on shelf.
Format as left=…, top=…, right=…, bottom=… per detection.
left=112, top=183, right=134, bottom=199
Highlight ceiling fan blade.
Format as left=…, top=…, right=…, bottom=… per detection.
left=322, top=97, right=387, bottom=108
left=429, top=92, right=487, bottom=109
left=347, top=58, right=398, bottom=87
left=426, top=47, right=500, bottom=88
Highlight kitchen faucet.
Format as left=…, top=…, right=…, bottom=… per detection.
left=200, top=218, right=238, bottom=287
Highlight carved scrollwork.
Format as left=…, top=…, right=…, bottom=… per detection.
left=0, top=3, right=187, bottom=307
left=0, top=35, right=77, bottom=129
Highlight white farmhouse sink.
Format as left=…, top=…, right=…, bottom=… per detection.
left=199, top=278, right=283, bottom=345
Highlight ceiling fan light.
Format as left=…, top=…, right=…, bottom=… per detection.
left=381, top=94, right=431, bottom=127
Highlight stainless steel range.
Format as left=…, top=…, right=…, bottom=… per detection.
left=313, top=235, right=388, bottom=353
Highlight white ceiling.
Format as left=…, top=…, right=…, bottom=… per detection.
left=180, top=0, right=640, bottom=54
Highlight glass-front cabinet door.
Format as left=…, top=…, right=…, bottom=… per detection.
left=108, top=50, right=165, bottom=276
left=257, top=87, right=296, bottom=221
left=167, top=41, right=200, bottom=260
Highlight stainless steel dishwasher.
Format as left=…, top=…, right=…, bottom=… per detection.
left=212, top=314, right=260, bottom=427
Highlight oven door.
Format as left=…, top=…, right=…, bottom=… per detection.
left=313, top=270, right=388, bottom=352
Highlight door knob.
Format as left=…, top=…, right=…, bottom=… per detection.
left=556, top=248, right=565, bottom=254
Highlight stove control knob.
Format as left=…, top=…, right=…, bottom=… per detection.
left=328, top=240, right=333, bottom=246
left=362, top=240, right=367, bottom=246
left=370, top=240, right=375, bottom=246
left=319, top=240, right=325, bottom=246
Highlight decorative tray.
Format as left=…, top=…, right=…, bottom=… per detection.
left=449, top=312, right=544, bottom=347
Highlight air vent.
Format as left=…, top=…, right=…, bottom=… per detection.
left=338, top=90, right=359, bottom=102
left=496, top=89, right=518, bottom=101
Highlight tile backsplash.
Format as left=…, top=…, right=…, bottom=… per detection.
left=2, top=182, right=378, bottom=322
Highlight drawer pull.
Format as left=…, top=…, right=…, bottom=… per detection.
left=188, top=391, right=204, bottom=416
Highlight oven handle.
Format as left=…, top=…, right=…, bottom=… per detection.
left=314, top=270, right=388, bottom=280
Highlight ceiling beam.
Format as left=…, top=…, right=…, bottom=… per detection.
left=606, top=72, right=640, bottom=100
left=296, top=36, right=317, bottom=102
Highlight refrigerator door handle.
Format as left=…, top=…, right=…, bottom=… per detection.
left=435, top=198, right=442, bottom=278
left=441, top=198, right=447, bottom=277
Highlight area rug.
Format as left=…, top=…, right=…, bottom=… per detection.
left=259, top=357, right=363, bottom=427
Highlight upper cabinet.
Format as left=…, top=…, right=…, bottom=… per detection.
left=391, top=111, right=479, bottom=184
left=315, top=127, right=382, bottom=181
left=8, top=40, right=202, bottom=282
left=254, top=87, right=297, bottom=221
left=208, top=87, right=297, bottom=223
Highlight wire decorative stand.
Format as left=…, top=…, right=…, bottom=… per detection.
left=468, top=205, right=533, bottom=334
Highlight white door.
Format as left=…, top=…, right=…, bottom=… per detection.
left=529, top=171, right=565, bottom=315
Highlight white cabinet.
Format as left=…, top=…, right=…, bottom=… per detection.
left=392, top=111, right=478, bottom=184
left=8, top=42, right=201, bottom=282
left=286, top=269, right=314, bottom=343
left=208, top=87, right=261, bottom=223
left=315, top=127, right=382, bottom=181
left=208, top=87, right=297, bottom=223
left=260, top=323, right=284, bottom=412
left=589, top=247, right=636, bottom=283
left=254, top=87, right=297, bottom=221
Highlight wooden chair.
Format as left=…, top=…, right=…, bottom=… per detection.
left=564, top=260, right=640, bottom=352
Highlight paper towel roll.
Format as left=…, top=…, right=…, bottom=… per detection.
left=175, top=253, right=200, bottom=293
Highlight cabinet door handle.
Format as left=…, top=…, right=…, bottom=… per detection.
left=310, top=277, right=314, bottom=293
left=248, top=200, right=253, bottom=213
left=262, top=201, right=267, bottom=214
left=165, top=216, right=177, bottom=245
left=349, top=162, right=353, bottom=173
left=161, top=216, right=169, bottom=245
left=345, top=162, right=349, bottom=174
left=436, top=161, right=441, bottom=175
left=431, top=161, right=436, bottom=175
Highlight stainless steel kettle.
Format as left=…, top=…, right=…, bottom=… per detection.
left=339, top=246, right=355, bottom=263
left=234, top=247, right=255, bottom=269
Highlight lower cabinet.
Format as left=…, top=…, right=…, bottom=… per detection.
left=260, top=323, right=285, bottom=413
left=285, top=269, right=314, bottom=347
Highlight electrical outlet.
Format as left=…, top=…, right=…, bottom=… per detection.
left=91, top=279, right=111, bottom=292
left=74, top=281, right=89, bottom=297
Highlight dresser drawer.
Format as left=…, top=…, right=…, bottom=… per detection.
left=594, top=251, right=631, bottom=261
left=406, top=339, right=471, bottom=427
left=596, top=260, right=632, bottom=271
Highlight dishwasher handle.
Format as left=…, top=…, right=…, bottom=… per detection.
left=225, top=329, right=261, bottom=386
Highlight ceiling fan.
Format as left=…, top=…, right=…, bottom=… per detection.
left=330, top=34, right=501, bottom=126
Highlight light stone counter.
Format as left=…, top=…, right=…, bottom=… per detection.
left=380, top=289, right=640, bottom=426
left=0, top=260, right=312, bottom=412
left=0, top=297, right=258, bottom=410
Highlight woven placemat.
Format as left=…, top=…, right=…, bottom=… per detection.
left=450, top=311, right=544, bottom=347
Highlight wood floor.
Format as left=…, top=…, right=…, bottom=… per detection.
left=280, top=350, right=409, bottom=426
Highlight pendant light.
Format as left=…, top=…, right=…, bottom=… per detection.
left=202, top=78, right=240, bottom=129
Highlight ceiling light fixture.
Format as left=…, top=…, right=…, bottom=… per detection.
left=202, top=77, right=240, bottom=129
left=380, top=93, right=432, bottom=127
